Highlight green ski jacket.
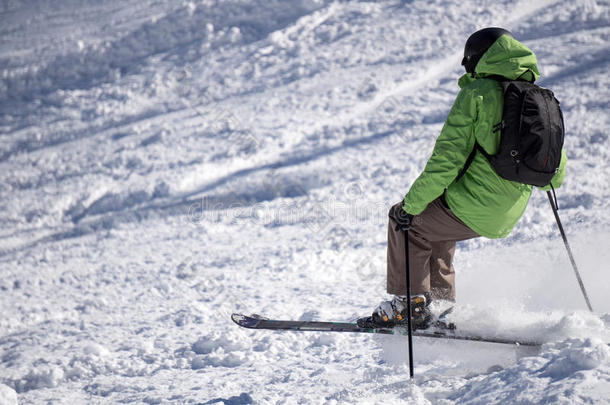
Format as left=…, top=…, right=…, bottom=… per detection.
left=402, top=35, right=567, bottom=238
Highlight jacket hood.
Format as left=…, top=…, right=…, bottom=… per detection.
left=458, top=35, right=540, bottom=88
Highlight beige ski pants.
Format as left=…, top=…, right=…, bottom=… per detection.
left=387, top=196, right=480, bottom=301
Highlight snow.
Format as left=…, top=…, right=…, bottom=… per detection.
left=1, top=0, right=609, bottom=403
left=0, top=384, right=18, bottom=405
left=452, top=339, right=610, bottom=404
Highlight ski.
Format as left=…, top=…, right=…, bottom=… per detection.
left=232, top=313, right=543, bottom=347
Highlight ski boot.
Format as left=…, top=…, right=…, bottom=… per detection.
left=357, top=293, right=433, bottom=329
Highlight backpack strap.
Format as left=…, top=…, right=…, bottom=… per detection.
left=485, top=74, right=509, bottom=82
left=454, top=142, right=478, bottom=184
left=517, top=69, right=536, bottom=83
left=453, top=140, right=495, bottom=185
left=445, top=141, right=481, bottom=205
left=486, top=71, right=535, bottom=83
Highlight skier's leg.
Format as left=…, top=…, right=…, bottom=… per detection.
left=429, top=241, right=456, bottom=301
left=415, top=197, right=478, bottom=300
left=374, top=198, right=478, bottom=327
left=393, top=197, right=478, bottom=298
left=386, top=203, right=431, bottom=296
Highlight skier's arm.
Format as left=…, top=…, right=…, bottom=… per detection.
left=538, top=148, right=567, bottom=190
left=402, top=90, right=477, bottom=215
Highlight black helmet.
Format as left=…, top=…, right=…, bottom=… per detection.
left=461, top=27, right=514, bottom=74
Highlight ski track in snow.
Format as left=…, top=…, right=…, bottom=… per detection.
left=0, top=0, right=609, bottom=403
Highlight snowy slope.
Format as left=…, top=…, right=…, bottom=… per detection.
left=1, top=0, right=609, bottom=403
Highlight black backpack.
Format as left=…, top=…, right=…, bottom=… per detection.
left=459, top=77, right=565, bottom=187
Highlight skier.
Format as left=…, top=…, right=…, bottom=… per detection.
left=369, top=27, right=567, bottom=327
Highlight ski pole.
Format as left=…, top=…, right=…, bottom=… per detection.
left=404, top=229, right=415, bottom=379
left=546, top=190, right=593, bottom=312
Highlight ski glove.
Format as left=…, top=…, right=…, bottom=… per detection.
left=389, top=204, right=414, bottom=232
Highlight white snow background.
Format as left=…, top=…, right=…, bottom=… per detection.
left=1, top=0, right=609, bottom=403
